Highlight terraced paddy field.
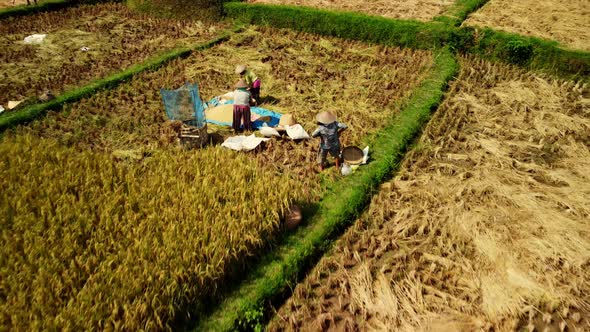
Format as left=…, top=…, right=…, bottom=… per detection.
left=247, top=0, right=456, bottom=21
left=0, top=27, right=433, bottom=330
left=464, top=0, right=590, bottom=51
left=269, top=56, right=590, bottom=331
left=0, top=2, right=227, bottom=105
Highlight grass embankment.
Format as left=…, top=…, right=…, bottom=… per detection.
left=0, top=0, right=108, bottom=19
left=0, top=3, right=229, bottom=104
left=433, top=0, right=489, bottom=26
left=126, top=0, right=225, bottom=21
left=224, top=2, right=590, bottom=81
left=195, top=48, right=458, bottom=331
left=0, top=27, right=433, bottom=330
left=270, top=55, right=590, bottom=331
left=0, top=28, right=234, bottom=132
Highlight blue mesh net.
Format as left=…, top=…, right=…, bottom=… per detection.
left=160, top=82, right=205, bottom=127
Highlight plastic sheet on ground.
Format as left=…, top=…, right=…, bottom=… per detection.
left=221, top=134, right=270, bottom=151
left=23, top=34, right=47, bottom=44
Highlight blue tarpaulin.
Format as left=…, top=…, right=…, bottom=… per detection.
left=205, top=97, right=282, bottom=130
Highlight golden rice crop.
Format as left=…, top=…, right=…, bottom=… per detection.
left=247, top=0, right=455, bottom=21
left=0, top=26, right=432, bottom=330
left=464, top=0, right=590, bottom=51
left=0, top=2, right=227, bottom=103
left=269, top=55, right=590, bottom=331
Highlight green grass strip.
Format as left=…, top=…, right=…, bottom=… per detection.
left=0, top=0, right=112, bottom=20
left=194, top=48, right=458, bottom=331
left=224, top=2, right=452, bottom=50
left=0, top=29, right=238, bottom=132
left=433, top=0, right=489, bottom=26
left=467, top=27, right=590, bottom=82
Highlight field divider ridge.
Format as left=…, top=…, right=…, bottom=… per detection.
left=0, top=26, right=241, bottom=132
left=0, top=0, right=115, bottom=20
left=433, top=0, right=490, bottom=26
left=193, top=47, right=459, bottom=331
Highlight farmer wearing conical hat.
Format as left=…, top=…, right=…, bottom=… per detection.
left=235, top=65, right=261, bottom=105
left=312, top=111, right=347, bottom=171
left=233, top=79, right=254, bottom=132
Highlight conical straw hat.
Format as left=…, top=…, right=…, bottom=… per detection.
left=235, top=65, right=247, bottom=74
left=279, top=114, right=296, bottom=126
left=316, top=111, right=336, bottom=125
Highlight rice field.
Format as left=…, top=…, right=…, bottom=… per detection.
left=464, top=0, right=590, bottom=51
left=0, top=2, right=227, bottom=104
left=247, top=0, right=456, bottom=21
left=268, top=56, right=590, bottom=331
left=0, top=27, right=433, bottom=330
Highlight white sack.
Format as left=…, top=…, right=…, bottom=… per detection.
left=221, top=134, right=269, bottom=151
left=362, top=146, right=370, bottom=164
left=259, top=124, right=280, bottom=137
left=285, top=124, right=310, bottom=140
left=24, top=34, right=47, bottom=44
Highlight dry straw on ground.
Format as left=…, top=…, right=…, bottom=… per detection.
left=0, top=27, right=432, bottom=330
left=464, top=0, right=590, bottom=51
left=0, top=3, right=225, bottom=103
left=269, top=56, right=590, bottom=331
left=247, top=0, right=455, bottom=21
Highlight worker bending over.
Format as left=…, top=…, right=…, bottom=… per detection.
left=235, top=65, right=261, bottom=105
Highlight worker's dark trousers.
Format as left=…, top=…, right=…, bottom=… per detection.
left=251, top=79, right=261, bottom=104
left=233, top=105, right=252, bottom=131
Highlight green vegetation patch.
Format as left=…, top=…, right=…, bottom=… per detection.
left=433, top=0, right=490, bottom=26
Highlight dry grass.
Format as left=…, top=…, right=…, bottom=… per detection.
left=269, top=56, right=590, bottom=332
left=0, top=0, right=29, bottom=9
left=0, top=2, right=226, bottom=103
left=464, top=0, right=590, bottom=51
left=0, top=27, right=432, bottom=330
left=247, top=0, right=455, bottom=21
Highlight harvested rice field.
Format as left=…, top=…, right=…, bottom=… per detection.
left=269, top=56, right=590, bottom=331
left=0, top=2, right=227, bottom=104
left=464, top=0, right=590, bottom=51
left=247, top=0, right=456, bottom=21
left=0, top=0, right=28, bottom=9
left=0, top=27, right=433, bottom=330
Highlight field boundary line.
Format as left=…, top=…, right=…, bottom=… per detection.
left=193, top=48, right=458, bottom=331
left=0, top=27, right=240, bottom=132
left=433, top=0, right=490, bottom=26
left=0, top=0, right=114, bottom=20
